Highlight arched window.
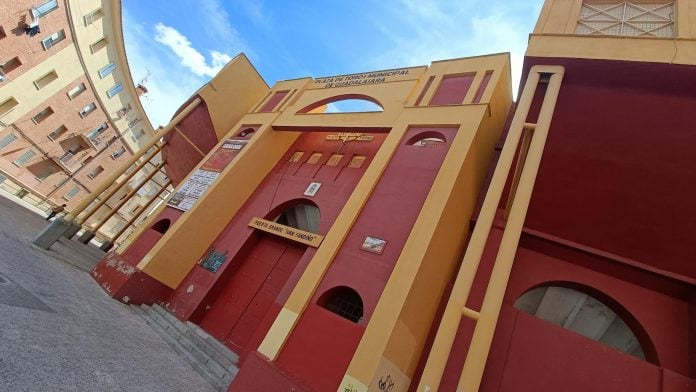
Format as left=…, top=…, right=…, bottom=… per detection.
left=514, top=285, right=647, bottom=360
left=237, top=128, right=255, bottom=138
left=406, top=131, right=447, bottom=147
left=318, top=286, right=364, bottom=323
left=151, top=218, right=171, bottom=234
left=274, top=203, right=320, bottom=234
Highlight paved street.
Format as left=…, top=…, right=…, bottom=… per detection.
left=0, top=194, right=214, bottom=392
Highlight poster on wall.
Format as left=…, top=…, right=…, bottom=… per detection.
left=167, top=169, right=220, bottom=211
left=167, top=139, right=248, bottom=212
left=200, top=139, right=249, bottom=172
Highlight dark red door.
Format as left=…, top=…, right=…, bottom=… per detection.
left=200, top=234, right=306, bottom=353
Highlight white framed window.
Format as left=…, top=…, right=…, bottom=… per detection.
left=106, top=83, right=122, bottom=98
left=42, top=30, right=66, bottom=50
left=1, top=57, right=21, bottom=76
left=14, top=149, right=36, bottom=167
left=83, top=8, right=104, bottom=25
left=128, top=118, right=141, bottom=128
left=0, top=133, right=18, bottom=150
left=31, top=106, right=54, bottom=124
left=86, top=122, right=108, bottom=141
left=33, top=70, right=58, bottom=90
left=90, top=37, right=108, bottom=53
left=63, top=186, right=80, bottom=200
left=87, top=165, right=104, bottom=179
left=116, top=103, right=132, bottom=118
left=47, top=125, right=67, bottom=141
left=32, top=0, right=59, bottom=18
left=79, top=102, right=97, bottom=118
left=54, top=177, right=68, bottom=188
left=109, top=220, right=125, bottom=234
left=98, top=63, right=116, bottom=78
left=576, top=2, right=674, bottom=38
left=67, top=83, right=86, bottom=99
left=111, top=146, right=126, bottom=159
left=0, top=97, right=19, bottom=117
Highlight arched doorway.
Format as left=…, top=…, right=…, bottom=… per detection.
left=198, top=201, right=319, bottom=354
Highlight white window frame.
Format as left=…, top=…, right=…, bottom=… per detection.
left=79, top=103, right=97, bottom=118
left=42, top=30, right=66, bottom=50
left=33, top=70, right=58, bottom=90
left=98, top=63, right=116, bottom=79
left=63, top=186, right=80, bottom=200
left=111, top=146, right=126, bottom=159
left=106, top=83, right=122, bottom=98
left=0, top=133, right=18, bottom=150
left=83, top=8, right=104, bottom=26
left=47, top=125, right=67, bottom=141
left=14, top=149, right=36, bottom=167
left=67, top=83, right=86, bottom=99
left=32, top=0, right=59, bottom=18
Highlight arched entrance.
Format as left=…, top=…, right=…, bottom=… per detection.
left=198, top=201, right=320, bottom=354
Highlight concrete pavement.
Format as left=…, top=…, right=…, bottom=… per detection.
left=0, top=195, right=214, bottom=392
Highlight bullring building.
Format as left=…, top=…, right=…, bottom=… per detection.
left=89, top=1, right=695, bottom=391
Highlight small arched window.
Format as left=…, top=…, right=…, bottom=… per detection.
left=151, top=218, right=171, bottom=234
left=318, top=286, right=364, bottom=323
left=238, top=128, right=255, bottom=138
left=514, top=285, right=647, bottom=360
left=406, top=131, right=447, bottom=147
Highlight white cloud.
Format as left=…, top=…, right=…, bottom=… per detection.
left=122, top=11, right=209, bottom=128
left=154, top=23, right=232, bottom=78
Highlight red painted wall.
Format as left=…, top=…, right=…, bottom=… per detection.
left=269, top=127, right=456, bottom=390
left=439, top=224, right=694, bottom=391
left=162, top=98, right=219, bottom=186
left=165, top=131, right=386, bottom=351
left=309, top=127, right=457, bottom=323
left=520, top=57, right=696, bottom=281
left=121, top=207, right=183, bottom=263
left=430, top=74, right=475, bottom=105
left=276, top=305, right=366, bottom=392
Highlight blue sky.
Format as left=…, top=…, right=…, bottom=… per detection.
left=122, top=0, right=544, bottom=127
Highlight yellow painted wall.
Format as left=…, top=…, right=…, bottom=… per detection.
left=339, top=54, right=512, bottom=391
left=137, top=119, right=299, bottom=287
left=197, top=54, right=270, bottom=140
left=249, top=54, right=512, bottom=392
left=0, top=45, right=85, bottom=124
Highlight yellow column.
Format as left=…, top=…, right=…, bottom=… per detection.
left=77, top=144, right=162, bottom=224
left=457, top=67, right=564, bottom=392
left=89, top=161, right=166, bottom=233
left=109, top=180, right=172, bottom=243
left=416, top=66, right=564, bottom=392
left=63, top=98, right=201, bottom=222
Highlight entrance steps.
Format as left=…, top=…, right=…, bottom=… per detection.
left=131, top=304, right=239, bottom=391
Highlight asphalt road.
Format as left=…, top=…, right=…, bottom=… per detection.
left=0, top=194, right=213, bottom=392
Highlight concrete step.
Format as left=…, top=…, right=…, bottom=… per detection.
left=131, top=304, right=240, bottom=391
left=184, top=321, right=240, bottom=364
left=149, top=305, right=239, bottom=370
left=144, top=306, right=236, bottom=380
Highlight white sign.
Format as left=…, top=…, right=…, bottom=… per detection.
left=304, top=182, right=322, bottom=197
left=167, top=169, right=220, bottom=211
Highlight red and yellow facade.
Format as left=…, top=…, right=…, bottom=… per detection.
left=91, top=0, right=695, bottom=391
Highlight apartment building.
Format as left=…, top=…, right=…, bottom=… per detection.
left=0, top=0, right=166, bottom=241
